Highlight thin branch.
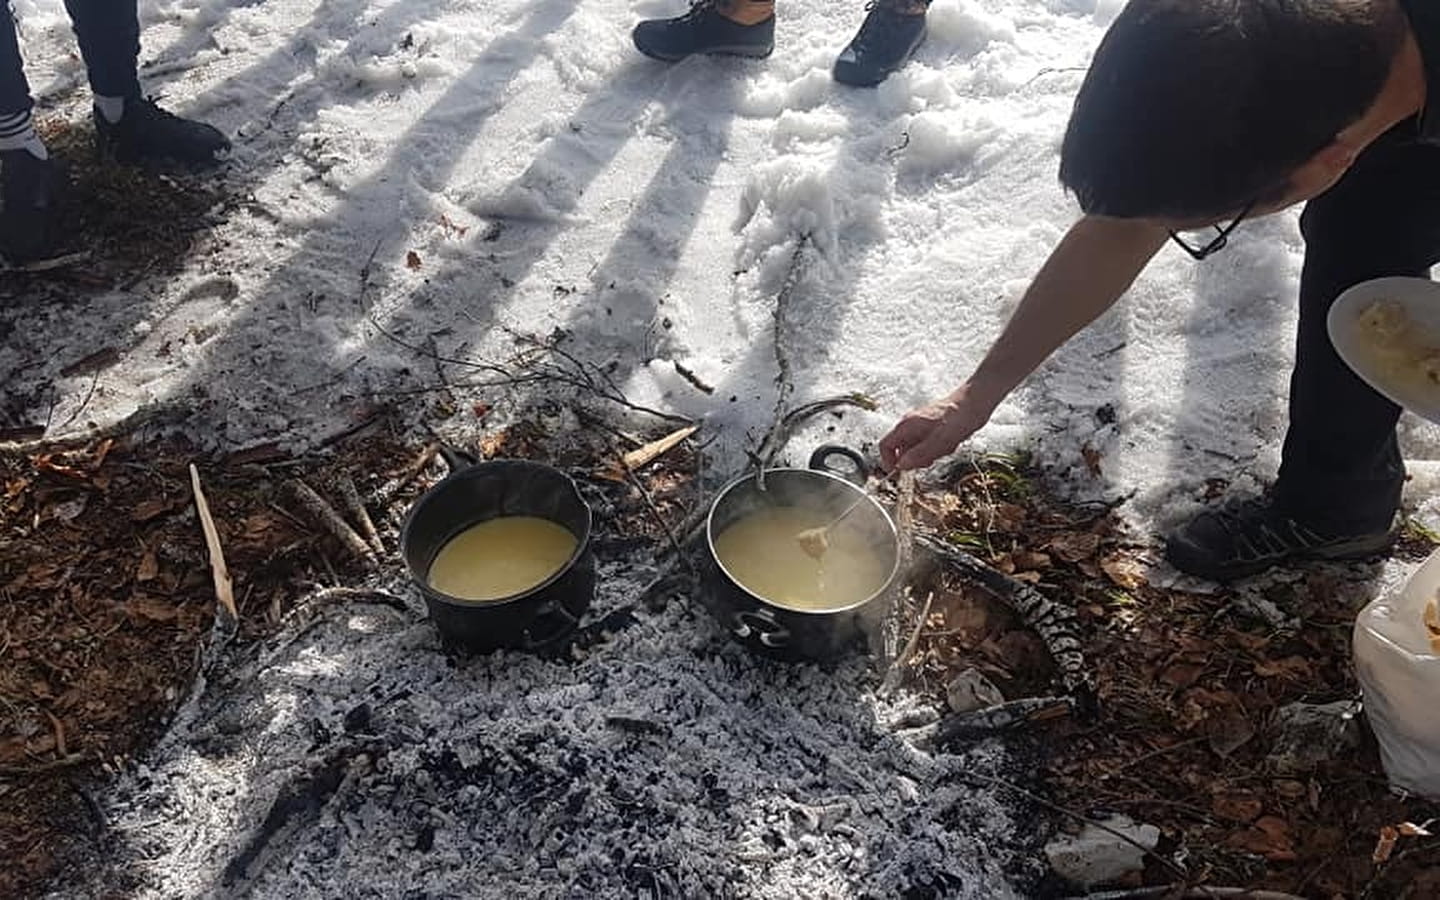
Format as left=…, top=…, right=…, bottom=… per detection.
left=955, top=769, right=1200, bottom=889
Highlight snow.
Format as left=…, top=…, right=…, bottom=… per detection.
left=9, top=0, right=1440, bottom=888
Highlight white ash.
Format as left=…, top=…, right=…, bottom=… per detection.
left=58, top=562, right=1031, bottom=899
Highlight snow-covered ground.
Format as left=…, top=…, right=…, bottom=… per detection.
left=10, top=0, right=1439, bottom=542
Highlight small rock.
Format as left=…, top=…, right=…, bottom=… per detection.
left=945, top=667, right=1005, bottom=714
left=1045, top=814, right=1160, bottom=887
left=1267, top=700, right=1360, bottom=775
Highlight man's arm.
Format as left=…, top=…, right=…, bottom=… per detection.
left=879, top=214, right=1168, bottom=471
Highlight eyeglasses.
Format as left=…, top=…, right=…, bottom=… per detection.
left=1167, top=199, right=1257, bottom=261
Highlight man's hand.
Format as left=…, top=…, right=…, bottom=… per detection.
left=879, top=385, right=999, bottom=472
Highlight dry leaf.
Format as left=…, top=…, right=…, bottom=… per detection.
left=131, top=498, right=175, bottom=522
left=136, top=549, right=159, bottom=582
left=128, top=597, right=179, bottom=622
left=1253, top=656, right=1313, bottom=680
left=1373, top=825, right=1399, bottom=864
left=1012, top=550, right=1052, bottom=570
left=1100, top=552, right=1147, bottom=589
left=1048, top=532, right=1101, bottom=563
left=1161, top=662, right=1206, bottom=689
left=1229, top=815, right=1296, bottom=861
left=406, top=250, right=422, bottom=269
left=1211, top=790, right=1263, bottom=823
left=1204, top=707, right=1256, bottom=757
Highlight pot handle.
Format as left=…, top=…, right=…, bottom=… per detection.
left=808, top=444, right=869, bottom=486
left=520, top=599, right=581, bottom=652
left=437, top=443, right=479, bottom=474
left=731, top=608, right=791, bottom=650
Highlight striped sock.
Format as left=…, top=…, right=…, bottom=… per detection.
left=0, top=109, right=48, bottom=160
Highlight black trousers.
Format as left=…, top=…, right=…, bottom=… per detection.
left=1275, top=122, right=1440, bottom=532
left=1, top=0, right=141, bottom=115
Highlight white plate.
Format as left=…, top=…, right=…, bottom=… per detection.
left=1327, top=276, right=1440, bottom=424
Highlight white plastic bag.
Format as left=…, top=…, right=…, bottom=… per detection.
left=1354, top=548, right=1440, bottom=799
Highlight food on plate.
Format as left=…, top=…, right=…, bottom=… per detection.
left=1355, top=299, right=1440, bottom=394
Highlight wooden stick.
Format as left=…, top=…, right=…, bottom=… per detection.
left=0, top=752, right=93, bottom=778
left=190, top=463, right=238, bottom=622
left=335, top=474, right=383, bottom=554
left=285, top=479, right=375, bottom=564
left=596, top=424, right=699, bottom=482
left=880, top=590, right=934, bottom=696
left=915, top=532, right=1095, bottom=716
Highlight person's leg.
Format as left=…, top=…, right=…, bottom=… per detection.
left=1165, top=126, right=1440, bottom=581
left=1, top=9, right=64, bottom=264
left=61, top=0, right=228, bottom=166
left=62, top=0, right=142, bottom=104
left=1, top=7, right=35, bottom=126
left=633, top=0, right=776, bottom=62
left=833, top=0, right=929, bottom=87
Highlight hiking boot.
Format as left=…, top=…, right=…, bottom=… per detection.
left=633, top=0, right=775, bottom=62
left=95, top=97, right=230, bottom=168
left=0, top=149, right=66, bottom=265
left=1164, top=497, right=1395, bottom=582
left=833, top=0, right=928, bottom=87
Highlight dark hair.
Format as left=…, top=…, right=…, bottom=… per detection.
left=1059, top=0, right=1408, bottom=219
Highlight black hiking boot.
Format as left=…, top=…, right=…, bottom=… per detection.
left=95, top=97, right=230, bottom=168
left=833, top=0, right=928, bottom=87
left=0, top=149, right=66, bottom=265
left=633, top=0, right=775, bottom=62
left=1164, top=497, right=1395, bottom=582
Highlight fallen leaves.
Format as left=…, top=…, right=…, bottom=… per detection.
left=1100, top=551, right=1147, bottom=589
left=1227, top=815, right=1297, bottom=862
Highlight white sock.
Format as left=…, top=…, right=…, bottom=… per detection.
left=0, top=109, right=48, bottom=160
left=94, top=94, right=125, bottom=125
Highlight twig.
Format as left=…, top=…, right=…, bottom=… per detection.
left=614, top=442, right=693, bottom=573
left=0, top=752, right=93, bottom=778
left=1, top=250, right=91, bottom=273
left=757, top=235, right=811, bottom=489
left=881, top=590, right=934, bottom=695
left=335, top=474, right=383, bottom=554
left=1102, top=735, right=1206, bottom=778
left=955, top=769, right=1197, bottom=888
left=54, top=371, right=101, bottom=431
left=284, top=479, right=376, bottom=564
left=672, top=361, right=714, bottom=394
left=190, top=463, right=238, bottom=622
left=42, top=708, right=67, bottom=758
left=372, top=440, right=441, bottom=507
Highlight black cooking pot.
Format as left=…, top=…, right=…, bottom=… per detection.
left=703, top=444, right=901, bottom=662
left=400, top=447, right=594, bottom=654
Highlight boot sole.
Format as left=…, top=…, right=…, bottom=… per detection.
left=1165, top=530, right=1397, bottom=583
left=634, top=43, right=774, bottom=63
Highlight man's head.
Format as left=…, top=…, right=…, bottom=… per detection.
left=1059, top=0, right=1411, bottom=224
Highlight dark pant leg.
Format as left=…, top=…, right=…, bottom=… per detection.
left=1, top=8, right=34, bottom=116
left=1275, top=127, right=1440, bottom=532
left=62, top=0, right=141, bottom=99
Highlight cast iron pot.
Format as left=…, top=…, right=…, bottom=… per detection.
left=703, top=444, right=901, bottom=662
left=400, top=447, right=595, bottom=654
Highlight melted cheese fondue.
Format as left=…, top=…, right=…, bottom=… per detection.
left=714, top=506, right=889, bottom=611
left=428, top=516, right=577, bottom=602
